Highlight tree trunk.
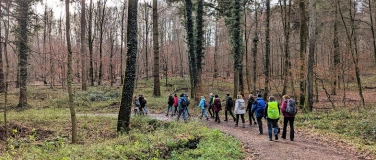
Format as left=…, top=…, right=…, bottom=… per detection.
left=252, top=2, right=259, bottom=93
left=16, top=0, right=30, bottom=108
left=48, top=9, right=54, bottom=89
left=153, top=0, right=161, bottom=97
left=195, top=0, right=204, bottom=99
left=369, top=0, right=376, bottom=65
left=81, top=0, right=87, bottom=90
left=332, top=0, right=340, bottom=95
left=264, top=0, right=271, bottom=99
left=66, top=0, right=78, bottom=144
left=98, top=0, right=107, bottom=86
left=2, top=0, right=11, bottom=140
left=281, top=0, right=291, bottom=96
left=117, top=0, right=139, bottom=132
left=306, top=0, right=316, bottom=112
left=120, top=1, right=126, bottom=85
left=184, top=0, right=197, bottom=98
left=145, top=4, right=150, bottom=79
left=299, top=0, right=308, bottom=110
left=0, top=0, right=4, bottom=93
left=88, top=0, right=94, bottom=86
left=214, top=21, right=219, bottom=79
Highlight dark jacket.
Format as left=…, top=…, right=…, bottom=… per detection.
left=168, top=95, right=174, bottom=105
left=213, top=98, right=222, bottom=112
left=247, top=96, right=255, bottom=112
left=225, top=96, right=233, bottom=110
left=139, top=97, right=146, bottom=107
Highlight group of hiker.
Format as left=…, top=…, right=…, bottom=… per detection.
left=133, top=92, right=297, bottom=141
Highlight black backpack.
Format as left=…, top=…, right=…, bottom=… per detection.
left=216, top=100, right=221, bottom=109
left=204, top=101, right=209, bottom=108
left=227, top=98, right=233, bottom=107
left=286, top=99, right=297, bottom=115
left=180, top=98, right=188, bottom=107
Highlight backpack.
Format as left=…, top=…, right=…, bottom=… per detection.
left=256, top=99, right=265, bottom=114
left=227, top=98, right=234, bottom=108
left=238, top=101, right=245, bottom=110
left=135, top=100, right=140, bottom=106
left=216, top=100, right=221, bottom=109
left=204, top=101, right=210, bottom=108
left=140, top=98, right=146, bottom=106
left=168, top=96, right=174, bottom=105
left=180, top=98, right=188, bottom=107
left=286, top=99, right=297, bottom=115
left=267, top=102, right=279, bottom=119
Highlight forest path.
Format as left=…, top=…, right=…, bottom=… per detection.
left=79, top=113, right=363, bottom=159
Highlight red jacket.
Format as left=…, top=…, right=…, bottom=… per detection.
left=281, top=99, right=297, bottom=117
left=213, top=98, right=222, bottom=112
left=174, top=97, right=178, bottom=107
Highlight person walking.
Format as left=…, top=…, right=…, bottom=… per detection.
left=173, top=94, right=178, bottom=116
left=252, top=94, right=266, bottom=134
left=166, top=94, right=174, bottom=117
left=208, top=93, right=215, bottom=118
left=264, top=96, right=280, bottom=141
left=246, top=94, right=257, bottom=125
left=197, top=96, right=209, bottom=120
left=213, top=95, right=222, bottom=123
left=234, top=94, right=246, bottom=128
left=133, top=96, right=140, bottom=115
left=281, top=95, right=297, bottom=141
left=224, top=94, right=236, bottom=122
left=177, top=93, right=189, bottom=122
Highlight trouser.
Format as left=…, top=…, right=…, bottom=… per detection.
left=267, top=119, right=279, bottom=139
left=177, top=107, right=187, bottom=121
left=248, top=111, right=256, bottom=124
left=166, top=104, right=173, bottom=116
left=256, top=117, right=263, bottom=134
left=215, top=111, right=220, bottom=122
left=235, top=114, right=245, bottom=125
left=225, top=109, right=236, bottom=121
left=282, top=117, right=295, bottom=140
left=208, top=105, right=214, bottom=117
left=200, top=108, right=209, bottom=119
left=173, top=106, right=178, bottom=115
left=186, top=107, right=191, bottom=116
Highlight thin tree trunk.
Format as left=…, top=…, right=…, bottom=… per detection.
left=88, top=0, right=94, bottom=86
left=244, top=2, right=251, bottom=94
left=145, top=4, right=150, bottom=79
left=2, top=0, right=11, bottom=140
left=332, top=0, right=340, bottom=95
left=49, top=9, right=54, bottom=89
left=98, top=0, right=107, bottom=86
left=264, top=0, right=271, bottom=99
left=81, top=0, right=87, bottom=90
left=306, top=0, right=316, bottom=112
left=252, top=2, right=259, bottom=93
left=153, top=0, right=161, bottom=96
left=281, top=0, right=291, bottom=96
left=184, top=0, right=197, bottom=98
left=369, top=0, right=376, bottom=65
left=195, top=0, right=204, bottom=99
left=214, top=21, right=219, bottom=79
left=118, top=0, right=139, bottom=132
left=120, top=1, right=126, bottom=85
left=299, top=0, right=308, bottom=110
left=66, top=0, right=78, bottom=144
left=0, top=0, right=4, bottom=93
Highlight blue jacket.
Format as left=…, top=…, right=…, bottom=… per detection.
left=198, top=98, right=206, bottom=109
left=251, top=97, right=266, bottom=118
left=178, top=96, right=188, bottom=109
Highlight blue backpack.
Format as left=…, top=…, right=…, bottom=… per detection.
left=256, top=99, right=266, bottom=114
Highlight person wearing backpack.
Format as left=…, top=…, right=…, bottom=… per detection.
left=138, top=95, right=146, bottom=115
left=177, top=93, right=189, bottom=122
left=251, top=94, right=266, bottom=134
left=246, top=94, right=257, bottom=125
left=224, top=94, right=236, bottom=122
left=234, top=94, right=246, bottom=128
left=213, top=95, right=222, bottom=123
left=134, top=96, right=140, bottom=115
left=197, top=96, right=209, bottom=120
left=281, top=95, right=297, bottom=141
left=166, top=94, right=175, bottom=117
left=208, top=93, right=215, bottom=118
left=173, top=94, right=178, bottom=116
left=264, top=96, right=280, bottom=141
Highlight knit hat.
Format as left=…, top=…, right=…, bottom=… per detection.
left=257, top=94, right=262, bottom=97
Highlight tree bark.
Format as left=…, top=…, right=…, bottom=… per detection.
left=281, top=0, right=291, bottom=96
left=195, top=0, right=204, bottom=99
left=369, top=0, right=376, bottom=65
left=0, top=0, right=4, bottom=93
left=252, top=1, right=259, bottom=93
left=306, top=0, right=316, bottom=112
left=299, top=0, right=308, bottom=110
left=184, top=0, right=197, bottom=98
left=118, top=0, right=139, bottom=132
left=88, top=0, right=94, bottom=86
left=120, top=1, right=126, bottom=85
left=264, top=0, right=271, bottom=99
left=332, top=0, right=340, bottom=95
left=81, top=0, right=87, bottom=90
left=66, top=0, right=78, bottom=143
left=98, top=0, right=107, bottom=86
left=153, top=0, right=161, bottom=97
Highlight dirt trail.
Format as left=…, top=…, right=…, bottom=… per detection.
left=79, top=113, right=363, bottom=159
left=146, top=114, right=363, bottom=160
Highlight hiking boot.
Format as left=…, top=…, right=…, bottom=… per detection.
left=277, top=128, right=281, bottom=134
left=224, top=119, right=228, bottom=122
left=275, top=134, right=278, bottom=140
left=269, top=138, right=273, bottom=141
left=233, top=118, right=236, bottom=122
left=206, top=117, right=209, bottom=121
left=254, top=122, right=257, bottom=125
left=165, top=114, right=168, bottom=117
left=242, top=123, right=245, bottom=128
left=218, top=120, right=220, bottom=123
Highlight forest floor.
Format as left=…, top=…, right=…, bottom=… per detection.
left=144, top=113, right=366, bottom=160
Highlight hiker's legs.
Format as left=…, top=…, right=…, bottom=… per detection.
left=236, top=114, right=240, bottom=126
left=257, top=117, right=263, bottom=134
left=215, top=111, right=220, bottom=122
left=183, top=107, right=187, bottom=121
left=229, top=110, right=236, bottom=120
left=177, top=108, right=183, bottom=121
left=143, top=106, right=148, bottom=114
left=174, top=106, right=178, bottom=116
left=267, top=119, right=273, bottom=139
left=186, top=107, right=191, bottom=117
left=166, top=105, right=171, bottom=116
left=224, top=110, right=229, bottom=121
left=208, top=105, right=214, bottom=118
left=203, top=108, right=209, bottom=119
left=282, top=117, right=288, bottom=139
left=289, top=117, right=295, bottom=140
left=271, top=120, right=278, bottom=135
left=240, top=114, right=245, bottom=123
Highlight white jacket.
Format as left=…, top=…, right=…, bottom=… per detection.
left=234, top=98, right=246, bottom=114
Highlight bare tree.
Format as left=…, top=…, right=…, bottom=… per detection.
left=88, top=0, right=94, bottom=86
left=66, top=0, right=78, bottom=143
left=306, top=0, right=316, bottom=112
left=264, top=0, right=271, bottom=99
left=299, top=0, right=308, bottom=109
left=153, top=0, right=161, bottom=96
left=81, top=0, right=87, bottom=90
left=98, top=0, right=107, bottom=85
